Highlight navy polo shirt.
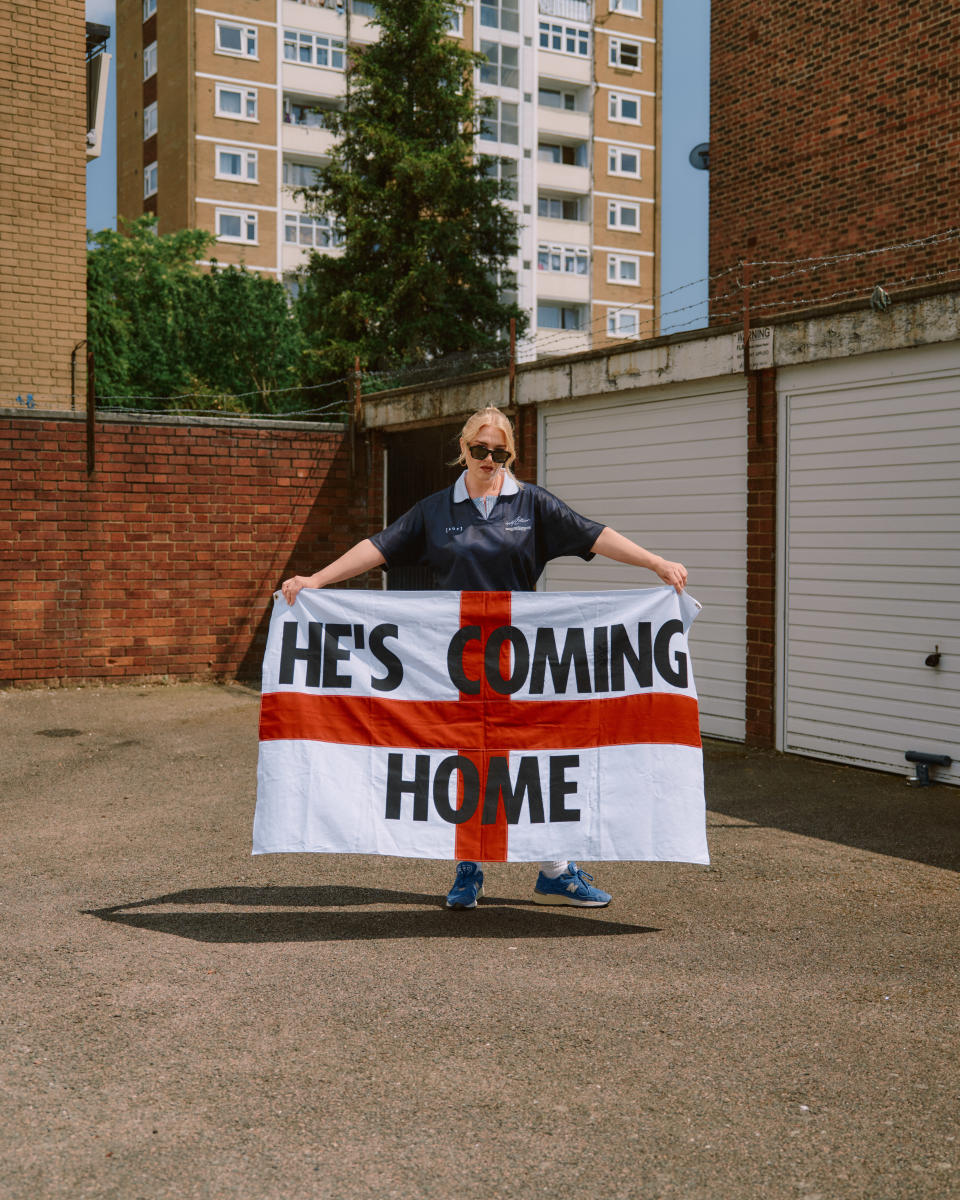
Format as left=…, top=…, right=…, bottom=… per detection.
left=370, top=475, right=605, bottom=592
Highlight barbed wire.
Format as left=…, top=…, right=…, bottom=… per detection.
left=85, top=224, right=960, bottom=408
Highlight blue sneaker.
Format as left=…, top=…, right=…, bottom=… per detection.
left=533, top=862, right=611, bottom=907
left=445, top=862, right=484, bottom=909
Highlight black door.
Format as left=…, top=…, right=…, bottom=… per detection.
left=384, top=423, right=463, bottom=590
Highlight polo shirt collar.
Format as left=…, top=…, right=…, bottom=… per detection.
left=453, top=470, right=519, bottom=503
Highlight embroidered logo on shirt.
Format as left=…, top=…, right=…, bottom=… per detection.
left=444, top=525, right=464, bottom=535
left=504, top=518, right=532, bottom=532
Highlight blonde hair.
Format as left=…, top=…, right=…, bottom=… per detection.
left=454, top=406, right=518, bottom=476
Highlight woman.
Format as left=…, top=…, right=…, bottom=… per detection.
left=281, top=406, right=688, bottom=910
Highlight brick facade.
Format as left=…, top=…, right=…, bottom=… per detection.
left=0, top=0, right=87, bottom=412
left=2, top=415, right=382, bottom=686
left=709, top=3, right=960, bottom=322
left=744, top=367, right=777, bottom=746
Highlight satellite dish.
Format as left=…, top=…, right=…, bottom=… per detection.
left=689, top=143, right=710, bottom=170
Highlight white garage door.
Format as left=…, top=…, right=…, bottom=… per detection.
left=780, top=342, right=960, bottom=783
left=540, top=378, right=748, bottom=740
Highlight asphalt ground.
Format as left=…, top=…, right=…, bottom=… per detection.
left=1, top=681, right=957, bottom=1200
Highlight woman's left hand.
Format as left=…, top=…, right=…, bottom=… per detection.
left=654, top=557, right=688, bottom=593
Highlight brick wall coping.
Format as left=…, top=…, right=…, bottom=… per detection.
left=0, top=408, right=346, bottom=434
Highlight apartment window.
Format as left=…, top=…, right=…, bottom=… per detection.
left=284, top=211, right=343, bottom=248
left=142, top=0, right=156, bottom=19
left=445, top=6, right=463, bottom=36
left=608, top=145, right=641, bottom=177
left=143, top=161, right=158, bottom=198
left=143, top=41, right=157, bottom=80
left=538, top=22, right=590, bottom=57
left=480, top=99, right=518, bottom=145
left=537, top=243, right=588, bottom=275
left=216, top=85, right=258, bottom=121
left=609, top=92, right=641, bottom=124
left=538, top=87, right=577, bottom=111
left=607, top=253, right=640, bottom=284
left=282, top=161, right=319, bottom=188
left=350, top=0, right=376, bottom=15
left=538, top=141, right=587, bottom=167
left=538, top=195, right=583, bottom=221
left=612, top=0, right=641, bottom=11
left=216, top=146, right=258, bottom=182
left=216, top=22, right=258, bottom=59
left=607, top=199, right=640, bottom=230
left=143, top=101, right=158, bottom=140
left=480, top=0, right=519, bottom=32
left=479, top=41, right=519, bottom=89
left=607, top=308, right=640, bottom=338
left=609, top=38, right=641, bottom=69
left=483, top=156, right=518, bottom=201
left=217, top=208, right=258, bottom=243
left=284, top=29, right=346, bottom=69
left=537, top=303, right=581, bottom=330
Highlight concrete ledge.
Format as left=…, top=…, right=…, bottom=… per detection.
left=359, top=282, right=960, bottom=428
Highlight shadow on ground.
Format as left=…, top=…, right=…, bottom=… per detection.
left=85, top=885, right=657, bottom=943
left=704, top=740, right=960, bottom=872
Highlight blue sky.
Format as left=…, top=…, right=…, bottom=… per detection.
left=85, top=0, right=709, bottom=332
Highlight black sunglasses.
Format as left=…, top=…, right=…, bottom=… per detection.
left=468, top=444, right=511, bottom=464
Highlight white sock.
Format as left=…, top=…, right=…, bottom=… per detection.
left=539, top=859, right=570, bottom=879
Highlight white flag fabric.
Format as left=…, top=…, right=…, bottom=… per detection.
left=254, top=588, right=708, bottom=864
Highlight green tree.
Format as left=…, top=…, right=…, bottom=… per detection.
left=296, top=0, right=525, bottom=380
left=186, top=263, right=306, bottom=414
left=87, top=217, right=307, bottom=413
left=87, top=215, right=214, bottom=404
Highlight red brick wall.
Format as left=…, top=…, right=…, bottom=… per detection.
left=745, top=369, right=777, bottom=745
left=709, top=3, right=960, bottom=321
left=2, top=414, right=382, bottom=686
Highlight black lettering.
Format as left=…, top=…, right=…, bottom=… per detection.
left=549, top=755, right=581, bottom=822
left=322, top=624, right=353, bottom=688
left=385, top=753, right=430, bottom=821
left=278, top=620, right=323, bottom=687
left=610, top=623, right=653, bottom=690
left=447, top=625, right=481, bottom=695
left=653, top=620, right=688, bottom=689
left=433, top=756, right=480, bottom=824
left=592, top=626, right=609, bottom=692
left=529, top=627, right=592, bottom=694
left=484, top=625, right=530, bottom=695
left=482, top=756, right=545, bottom=825
left=353, top=624, right=365, bottom=650
left=369, top=623, right=403, bottom=692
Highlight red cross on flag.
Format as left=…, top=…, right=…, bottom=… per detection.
left=254, top=588, right=708, bottom=864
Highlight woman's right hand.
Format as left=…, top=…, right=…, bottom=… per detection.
left=280, top=575, right=313, bottom=606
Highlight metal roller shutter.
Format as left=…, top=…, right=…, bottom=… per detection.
left=780, top=342, right=960, bottom=783
left=539, top=378, right=748, bottom=740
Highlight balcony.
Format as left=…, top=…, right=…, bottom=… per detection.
left=535, top=329, right=590, bottom=358
left=537, top=216, right=590, bottom=245
left=539, top=0, right=591, bottom=20
left=282, top=121, right=336, bottom=157
left=537, top=160, right=590, bottom=194
left=282, top=62, right=345, bottom=99
left=536, top=106, right=590, bottom=141
left=536, top=270, right=590, bottom=303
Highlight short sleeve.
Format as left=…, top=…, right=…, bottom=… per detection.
left=370, top=503, right=427, bottom=569
left=534, top=487, right=605, bottom=563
